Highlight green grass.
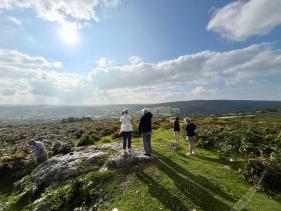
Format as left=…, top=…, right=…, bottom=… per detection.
left=1, top=127, right=280, bottom=211
left=106, top=128, right=281, bottom=211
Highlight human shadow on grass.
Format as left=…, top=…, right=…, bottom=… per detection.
left=195, top=154, right=244, bottom=171
left=153, top=151, right=237, bottom=211
left=136, top=171, right=190, bottom=211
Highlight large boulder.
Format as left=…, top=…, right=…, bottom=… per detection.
left=108, top=149, right=151, bottom=168
left=30, top=143, right=151, bottom=186
left=30, top=148, right=106, bottom=186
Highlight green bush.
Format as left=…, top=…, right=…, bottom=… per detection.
left=89, top=134, right=100, bottom=142
left=76, top=135, right=94, bottom=147
left=52, top=142, right=72, bottom=155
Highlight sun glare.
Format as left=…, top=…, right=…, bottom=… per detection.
left=59, top=27, right=79, bottom=45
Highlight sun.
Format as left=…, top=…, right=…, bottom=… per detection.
left=59, top=27, right=79, bottom=45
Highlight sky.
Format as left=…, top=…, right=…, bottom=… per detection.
left=0, top=0, right=281, bottom=105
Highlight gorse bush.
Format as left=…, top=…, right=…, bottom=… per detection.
left=76, top=135, right=93, bottom=147
left=52, top=142, right=72, bottom=155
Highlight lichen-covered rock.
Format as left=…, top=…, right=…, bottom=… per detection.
left=108, top=149, right=151, bottom=168
left=30, top=148, right=106, bottom=186
left=28, top=143, right=150, bottom=186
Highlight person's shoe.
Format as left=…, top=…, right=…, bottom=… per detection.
left=192, top=152, right=196, bottom=156
left=123, top=149, right=127, bottom=154
left=186, top=152, right=191, bottom=156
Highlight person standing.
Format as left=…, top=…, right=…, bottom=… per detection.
left=174, top=117, right=180, bottom=144
left=138, top=108, right=153, bottom=157
left=120, top=109, right=133, bottom=153
left=184, top=117, right=197, bottom=156
left=27, top=139, right=48, bottom=165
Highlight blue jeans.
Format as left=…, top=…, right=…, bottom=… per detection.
left=122, top=131, right=132, bottom=149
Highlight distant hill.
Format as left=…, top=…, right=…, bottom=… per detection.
left=154, top=100, right=281, bottom=116
left=0, top=100, right=281, bottom=125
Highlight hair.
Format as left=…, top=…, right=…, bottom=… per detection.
left=184, top=117, right=191, bottom=123
left=27, top=139, right=35, bottom=146
left=142, top=108, right=149, bottom=115
left=175, top=116, right=179, bottom=120
left=123, top=109, right=128, bottom=114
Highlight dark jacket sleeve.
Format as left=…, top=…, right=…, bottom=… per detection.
left=138, top=117, right=143, bottom=134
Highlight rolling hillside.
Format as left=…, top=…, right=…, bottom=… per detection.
left=0, top=100, right=281, bottom=125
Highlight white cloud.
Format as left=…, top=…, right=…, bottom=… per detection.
left=207, top=0, right=281, bottom=41
left=0, top=0, right=120, bottom=29
left=7, top=16, right=22, bottom=25
left=1, top=43, right=281, bottom=104
left=129, top=56, right=142, bottom=65
left=2, top=88, right=16, bottom=96
left=96, top=58, right=113, bottom=69
left=191, top=86, right=206, bottom=95
left=89, top=43, right=281, bottom=90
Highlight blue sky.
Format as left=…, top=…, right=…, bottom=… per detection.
left=0, top=0, right=281, bottom=104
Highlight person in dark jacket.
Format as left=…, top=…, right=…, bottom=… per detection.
left=184, top=117, right=197, bottom=156
left=173, top=117, right=180, bottom=144
left=138, top=108, right=153, bottom=156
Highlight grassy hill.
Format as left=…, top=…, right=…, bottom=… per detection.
left=1, top=100, right=281, bottom=125
left=1, top=117, right=281, bottom=210
left=105, top=128, right=281, bottom=211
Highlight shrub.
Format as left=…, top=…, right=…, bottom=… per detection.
left=76, top=135, right=96, bottom=147
left=243, top=155, right=281, bottom=193
left=89, top=134, right=100, bottom=142
left=99, top=128, right=115, bottom=137
left=52, top=142, right=72, bottom=155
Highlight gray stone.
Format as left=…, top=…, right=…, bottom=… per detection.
left=108, top=149, right=151, bottom=168
left=30, top=143, right=151, bottom=186
left=30, top=149, right=106, bottom=185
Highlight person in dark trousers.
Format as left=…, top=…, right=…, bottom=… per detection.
left=138, top=108, right=153, bottom=157
left=184, top=117, right=197, bottom=156
left=120, top=109, right=133, bottom=153
left=173, top=117, right=180, bottom=144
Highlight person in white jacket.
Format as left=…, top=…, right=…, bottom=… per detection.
left=120, top=109, right=133, bottom=152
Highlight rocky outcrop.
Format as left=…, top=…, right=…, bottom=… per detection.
left=29, top=143, right=151, bottom=186
left=30, top=148, right=106, bottom=186
left=108, top=149, right=151, bottom=168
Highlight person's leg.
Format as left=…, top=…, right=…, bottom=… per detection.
left=122, top=132, right=127, bottom=150
left=187, top=137, right=192, bottom=155
left=190, top=136, right=196, bottom=155
left=128, top=131, right=132, bottom=149
left=192, top=137, right=196, bottom=155
left=147, top=133, right=152, bottom=156
left=189, top=142, right=192, bottom=153
left=142, top=134, right=149, bottom=155
left=174, top=131, right=177, bottom=143
left=176, top=131, right=180, bottom=143
left=36, top=154, right=47, bottom=165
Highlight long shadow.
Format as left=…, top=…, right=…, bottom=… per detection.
left=136, top=171, right=190, bottom=211
left=155, top=151, right=239, bottom=202
left=153, top=151, right=236, bottom=211
left=195, top=154, right=244, bottom=171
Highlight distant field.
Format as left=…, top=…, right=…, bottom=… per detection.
left=1, top=100, right=281, bottom=126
